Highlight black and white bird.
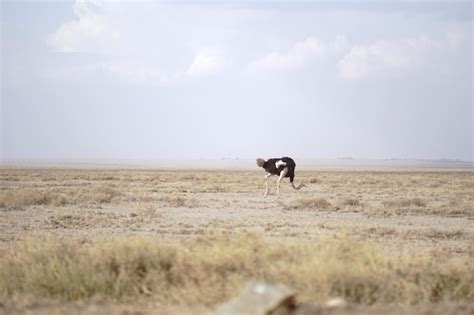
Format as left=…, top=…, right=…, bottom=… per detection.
left=256, top=157, right=305, bottom=197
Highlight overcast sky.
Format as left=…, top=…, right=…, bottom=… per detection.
left=1, top=0, right=472, bottom=161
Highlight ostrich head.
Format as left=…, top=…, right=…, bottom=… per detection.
left=256, top=158, right=265, bottom=167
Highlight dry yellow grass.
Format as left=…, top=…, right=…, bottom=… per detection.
left=84, top=185, right=120, bottom=204
left=0, top=190, right=67, bottom=209
left=159, top=195, right=200, bottom=208
left=0, top=233, right=472, bottom=306
left=0, top=186, right=123, bottom=210
left=283, top=197, right=332, bottom=210
left=341, top=198, right=361, bottom=206
left=383, top=197, right=427, bottom=207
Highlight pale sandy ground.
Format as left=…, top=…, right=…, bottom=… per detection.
left=0, top=165, right=473, bottom=314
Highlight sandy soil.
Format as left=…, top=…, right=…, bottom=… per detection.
left=1, top=167, right=472, bottom=252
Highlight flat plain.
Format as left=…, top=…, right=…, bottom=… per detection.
left=0, top=165, right=473, bottom=314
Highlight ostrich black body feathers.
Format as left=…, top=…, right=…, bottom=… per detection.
left=261, top=157, right=296, bottom=182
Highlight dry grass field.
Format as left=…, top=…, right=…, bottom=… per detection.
left=0, top=166, right=473, bottom=314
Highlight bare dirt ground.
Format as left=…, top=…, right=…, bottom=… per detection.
left=0, top=165, right=473, bottom=314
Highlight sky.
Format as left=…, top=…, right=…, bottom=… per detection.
left=1, top=0, right=473, bottom=161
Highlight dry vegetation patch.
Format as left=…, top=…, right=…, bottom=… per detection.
left=0, top=189, right=67, bottom=209
left=403, top=228, right=468, bottom=240
left=294, top=197, right=331, bottom=209
left=383, top=197, right=427, bottom=208
left=84, top=185, right=120, bottom=204
left=159, top=195, right=200, bottom=208
left=48, top=214, right=91, bottom=229
left=283, top=197, right=332, bottom=210
left=0, top=233, right=472, bottom=307
left=342, top=198, right=361, bottom=207
left=0, top=185, right=123, bottom=209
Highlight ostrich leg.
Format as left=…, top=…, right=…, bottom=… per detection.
left=277, top=167, right=288, bottom=196
left=264, top=173, right=272, bottom=198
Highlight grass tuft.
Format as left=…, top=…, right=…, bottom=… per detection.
left=383, top=197, right=427, bottom=207
left=160, top=195, right=200, bottom=208
left=292, top=197, right=332, bottom=210
left=85, top=186, right=120, bottom=204
left=0, top=190, right=67, bottom=209
left=342, top=198, right=361, bottom=206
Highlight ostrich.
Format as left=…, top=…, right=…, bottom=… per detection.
left=256, top=157, right=305, bottom=197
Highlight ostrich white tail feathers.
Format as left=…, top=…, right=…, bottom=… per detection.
left=292, top=182, right=306, bottom=190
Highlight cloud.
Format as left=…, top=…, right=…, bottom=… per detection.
left=47, top=0, right=119, bottom=52
left=337, top=37, right=439, bottom=80
left=47, top=1, right=230, bottom=82
left=99, top=49, right=226, bottom=83
left=337, top=24, right=471, bottom=80
left=248, top=36, right=348, bottom=71
left=186, top=50, right=224, bottom=77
